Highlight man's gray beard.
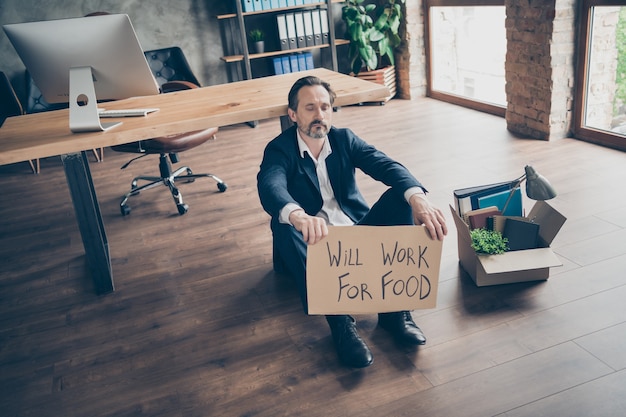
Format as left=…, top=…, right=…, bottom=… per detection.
left=304, top=123, right=328, bottom=139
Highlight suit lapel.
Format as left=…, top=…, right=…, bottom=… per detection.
left=301, top=154, right=318, bottom=193
left=325, top=142, right=341, bottom=203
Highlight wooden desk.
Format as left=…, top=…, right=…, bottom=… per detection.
left=0, top=69, right=389, bottom=294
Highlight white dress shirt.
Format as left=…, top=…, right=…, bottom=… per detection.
left=279, top=131, right=424, bottom=226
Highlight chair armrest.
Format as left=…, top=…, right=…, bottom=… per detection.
left=161, top=80, right=199, bottom=93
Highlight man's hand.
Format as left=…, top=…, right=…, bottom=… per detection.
left=289, top=209, right=328, bottom=245
left=409, top=193, right=448, bottom=240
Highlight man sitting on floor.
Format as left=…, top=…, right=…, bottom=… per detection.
left=257, top=75, right=447, bottom=368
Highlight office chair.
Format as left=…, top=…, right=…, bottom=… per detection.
left=0, top=70, right=39, bottom=173
left=25, top=71, right=104, bottom=163
left=111, top=46, right=227, bottom=216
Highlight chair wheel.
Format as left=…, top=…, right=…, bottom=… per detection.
left=121, top=204, right=131, bottom=216
left=177, top=203, right=189, bottom=215
left=218, top=182, right=228, bottom=192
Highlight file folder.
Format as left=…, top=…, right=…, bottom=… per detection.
left=273, top=57, right=283, bottom=74
left=453, top=180, right=514, bottom=216
left=297, top=53, right=307, bottom=72
left=320, top=9, right=329, bottom=44
left=242, top=0, right=254, bottom=12
left=281, top=55, right=292, bottom=73
left=252, top=0, right=263, bottom=11
left=261, top=0, right=272, bottom=10
left=304, top=51, right=314, bottom=69
left=294, top=12, right=307, bottom=49
left=279, top=0, right=288, bottom=6
left=277, top=14, right=290, bottom=51
left=303, top=11, right=315, bottom=47
left=312, top=9, right=323, bottom=46
left=285, top=13, right=298, bottom=50
left=270, top=0, right=280, bottom=8
left=290, top=54, right=300, bottom=72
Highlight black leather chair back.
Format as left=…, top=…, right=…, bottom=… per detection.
left=143, top=47, right=200, bottom=89
left=0, top=71, right=23, bottom=126
left=25, top=71, right=68, bottom=114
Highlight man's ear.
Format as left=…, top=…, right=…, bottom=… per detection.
left=287, top=108, right=297, bottom=123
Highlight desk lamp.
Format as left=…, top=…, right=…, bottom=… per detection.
left=502, top=165, right=557, bottom=214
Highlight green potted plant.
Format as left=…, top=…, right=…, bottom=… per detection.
left=248, top=29, right=265, bottom=54
left=470, top=228, right=509, bottom=255
left=342, top=0, right=405, bottom=74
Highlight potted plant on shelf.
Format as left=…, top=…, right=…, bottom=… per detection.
left=248, top=29, right=265, bottom=54
left=342, top=0, right=405, bottom=102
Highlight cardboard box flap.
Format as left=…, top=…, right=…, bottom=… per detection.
left=477, top=247, right=562, bottom=274
left=450, top=204, right=471, bottom=241
left=527, top=201, right=567, bottom=245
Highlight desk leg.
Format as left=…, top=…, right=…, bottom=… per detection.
left=61, top=151, right=114, bottom=295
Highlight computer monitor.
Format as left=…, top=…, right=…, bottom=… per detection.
left=3, top=14, right=160, bottom=132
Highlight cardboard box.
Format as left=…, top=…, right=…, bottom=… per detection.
left=450, top=201, right=566, bottom=286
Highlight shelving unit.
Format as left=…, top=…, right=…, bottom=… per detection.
left=218, top=0, right=346, bottom=81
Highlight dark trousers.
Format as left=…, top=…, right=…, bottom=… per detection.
left=271, top=189, right=414, bottom=313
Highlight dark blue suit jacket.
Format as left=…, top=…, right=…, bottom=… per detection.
left=257, top=125, right=425, bottom=223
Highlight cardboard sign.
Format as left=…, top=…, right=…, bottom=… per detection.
left=306, top=225, right=443, bottom=315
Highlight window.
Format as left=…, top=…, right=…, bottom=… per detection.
left=574, top=0, right=626, bottom=150
left=425, top=0, right=506, bottom=116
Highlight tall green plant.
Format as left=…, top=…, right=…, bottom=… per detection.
left=342, top=0, right=405, bottom=74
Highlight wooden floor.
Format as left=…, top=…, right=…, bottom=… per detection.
left=1, top=98, right=626, bottom=417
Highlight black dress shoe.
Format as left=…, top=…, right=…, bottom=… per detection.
left=326, top=315, right=373, bottom=368
left=378, top=311, right=426, bottom=345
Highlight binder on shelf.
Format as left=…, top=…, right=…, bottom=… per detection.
left=242, top=0, right=255, bottom=12
left=270, top=0, right=281, bottom=8
left=261, top=0, right=272, bottom=9
left=303, top=11, right=315, bottom=47
left=289, top=54, right=300, bottom=72
left=281, top=56, right=292, bottom=73
left=294, top=0, right=305, bottom=4
left=286, top=0, right=296, bottom=6
left=312, top=9, right=323, bottom=46
left=273, top=57, right=284, bottom=75
left=252, top=0, right=263, bottom=11
left=297, top=53, right=307, bottom=72
left=285, top=13, right=298, bottom=50
left=304, top=51, right=314, bottom=69
left=294, top=12, right=307, bottom=49
left=320, top=9, right=329, bottom=44
left=279, top=0, right=288, bottom=6
left=277, top=14, right=290, bottom=51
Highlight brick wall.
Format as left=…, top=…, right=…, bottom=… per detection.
left=396, top=0, right=426, bottom=99
left=504, top=0, right=576, bottom=140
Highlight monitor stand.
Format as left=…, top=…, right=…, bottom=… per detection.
left=69, top=66, right=121, bottom=133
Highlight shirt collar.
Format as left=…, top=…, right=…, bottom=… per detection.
left=296, top=130, right=331, bottom=160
